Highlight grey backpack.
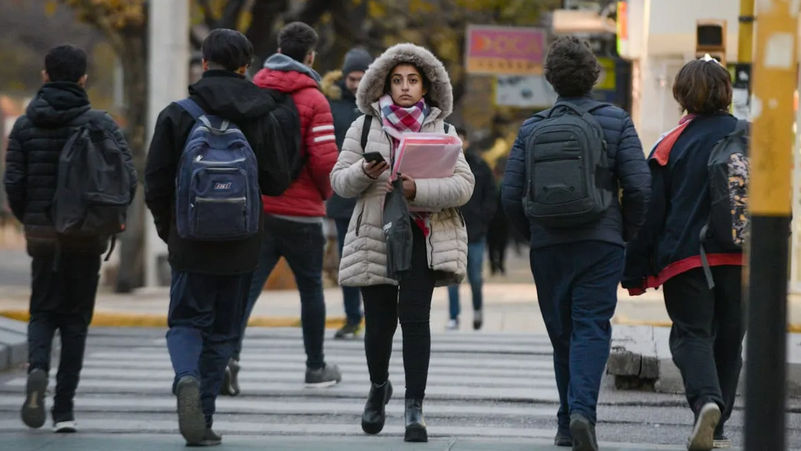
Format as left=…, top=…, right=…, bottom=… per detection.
left=523, top=101, right=614, bottom=228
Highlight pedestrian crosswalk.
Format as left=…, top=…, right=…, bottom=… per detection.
left=0, top=327, right=566, bottom=441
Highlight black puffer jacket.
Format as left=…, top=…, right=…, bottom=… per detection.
left=322, top=72, right=362, bottom=220
left=4, top=82, right=137, bottom=257
left=144, top=70, right=294, bottom=275
left=461, top=151, right=497, bottom=242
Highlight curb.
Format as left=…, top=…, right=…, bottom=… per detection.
left=0, top=310, right=348, bottom=329
left=0, top=316, right=27, bottom=371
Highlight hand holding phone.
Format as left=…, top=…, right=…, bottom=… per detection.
left=363, top=152, right=386, bottom=164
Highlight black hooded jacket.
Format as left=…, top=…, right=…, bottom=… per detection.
left=4, top=82, right=136, bottom=257
left=144, top=70, right=294, bottom=274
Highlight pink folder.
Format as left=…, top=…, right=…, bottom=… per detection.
left=392, top=133, right=462, bottom=179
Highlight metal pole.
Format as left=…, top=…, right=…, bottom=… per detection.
left=745, top=1, right=797, bottom=449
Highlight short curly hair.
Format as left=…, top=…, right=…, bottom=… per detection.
left=544, top=36, right=600, bottom=97
left=672, top=59, right=732, bottom=114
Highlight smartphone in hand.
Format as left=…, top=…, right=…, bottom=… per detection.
left=363, top=152, right=386, bottom=164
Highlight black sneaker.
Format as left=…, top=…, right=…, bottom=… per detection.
left=220, top=359, right=240, bottom=396
left=187, top=428, right=222, bottom=447
left=304, top=363, right=342, bottom=388
left=334, top=322, right=362, bottom=340
left=176, top=376, right=206, bottom=445
left=713, top=423, right=731, bottom=448
left=473, top=310, right=483, bottom=330
left=52, top=412, right=77, bottom=434
left=688, top=402, right=720, bottom=451
left=21, top=368, right=47, bottom=429
left=554, top=428, right=572, bottom=446
left=569, top=413, right=598, bottom=451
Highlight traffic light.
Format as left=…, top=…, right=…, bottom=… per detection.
left=696, top=19, right=727, bottom=65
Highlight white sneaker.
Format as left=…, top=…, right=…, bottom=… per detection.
left=446, top=319, right=459, bottom=330
left=688, top=402, right=720, bottom=450
left=53, top=419, right=77, bottom=433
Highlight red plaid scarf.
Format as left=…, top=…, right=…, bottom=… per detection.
left=379, top=94, right=431, bottom=236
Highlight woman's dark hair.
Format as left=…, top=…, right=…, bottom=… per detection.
left=278, top=22, right=318, bottom=63
left=202, top=29, right=253, bottom=71
left=383, top=63, right=431, bottom=99
left=544, top=36, right=600, bottom=97
left=672, top=59, right=732, bottom=114
left=45, top=44, right=87, bottom=83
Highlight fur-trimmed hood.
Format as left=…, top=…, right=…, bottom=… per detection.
left=356, top=43, right=453, bottom=118
left=321, top=70, right=344, bottom=101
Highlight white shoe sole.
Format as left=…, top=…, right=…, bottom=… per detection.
left=688, top=403, right=721, bottom=450
left=53, top=420, right=77, bottom=433
left=304, top=379, right=340, bottom=389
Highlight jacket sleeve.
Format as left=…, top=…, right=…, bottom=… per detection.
left=3, top=120, right=26, bottom=221
left=105, top=114, right=138, bottom=204
left=330, top=115, right=376, bottom=198
left=304, top=90, right=339, bottom=200
left=622, top=159, right=665, bottom=289
left=144, top=107, right=178, bottom=242
left=616, top=116, right=651, bottom=241
left=411, top=125, right=475, bottom=209
left=501, top=121, right=534, bottom=237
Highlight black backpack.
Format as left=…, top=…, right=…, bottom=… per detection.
left=700, top=119, right=750, bottom=288
left=51, top=111, right=132, bottom=257
left=267, top=90, right=304, bottom=181
left=522, top=101, right=614, bottom=228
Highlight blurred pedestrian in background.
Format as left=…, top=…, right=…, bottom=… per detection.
left=330, top=43, right=474, bottom=442
left=623, top=56, right=745, bottom=450
left=446, top=127, right=496, bottom=331
left=322, top=47, right=374, bottom=340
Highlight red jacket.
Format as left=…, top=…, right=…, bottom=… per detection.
left=253, top=66, right=337, bottom=217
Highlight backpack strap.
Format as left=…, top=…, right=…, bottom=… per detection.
left=176, top=99, right=206, bottom=121
left=361, top=115, right=373, bottom=151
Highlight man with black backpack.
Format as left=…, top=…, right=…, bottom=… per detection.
left=144, top=29, right=296, bottom=446
left=501, top=37, right=650, bottom=451
left=225, top=21, right=341, bottom=393
left=4, top=44, right=137, bottom=433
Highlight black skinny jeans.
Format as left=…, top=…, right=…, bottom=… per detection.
left=663, top=266, right=745, bottom=426
left=28, top=252, right=101, bottom=418
left=361, top=223, right=435, bottom=400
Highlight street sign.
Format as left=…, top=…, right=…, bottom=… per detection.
left=494, top=75, right=556, bottom=108
left=466, top=25, right=546, bottom=75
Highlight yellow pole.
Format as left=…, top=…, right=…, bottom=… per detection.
left=745, top=1, right=798, bottom=449
left=738, top=0, right=755, bottom=64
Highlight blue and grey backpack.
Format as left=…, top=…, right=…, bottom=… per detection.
left=174, top=99, right=260, bottom=241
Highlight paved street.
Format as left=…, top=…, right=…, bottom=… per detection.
left=1, top=327, right=800, bottom=450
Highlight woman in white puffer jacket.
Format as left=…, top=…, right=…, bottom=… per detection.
left=329, top=43, right=474, bottom=443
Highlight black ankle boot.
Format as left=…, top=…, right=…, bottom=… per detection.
left=361, top=381, right=392, bottom=434
left=404, top=398, right=427, bottom=442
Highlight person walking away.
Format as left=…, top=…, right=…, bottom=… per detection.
left=145, top=29, right=296, bottom=446
left=487, top=158, right=509, bottom=275
left=4, top=44, right=137, bottom=434
left=331, top=43, right=474, bottom=442
left=322, top=47, right=373, bottom=339
left=501, top=36, right=650, bottom=451
left=446, top=127, right=496, bottom=331
left=227, top=22, right=341, bottom=392
left=623, top=56, right=746, bottom=451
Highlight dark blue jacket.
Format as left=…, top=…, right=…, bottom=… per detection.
left=501, top=96, right=650, bottom=249
left=622, top=113, right=740, bottom=289
left=324, top=76, right=361, bottom=219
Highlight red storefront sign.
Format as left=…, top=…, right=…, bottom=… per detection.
left=466, top=25, right=546, bottom=75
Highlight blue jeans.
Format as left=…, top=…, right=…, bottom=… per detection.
left=530, top=241, right=623, bottom=430
left=447, top=240, right=485, bottom=320
left=237, top=215, right=326, bottom=369
left=166, top=269, right=252, bottom=427
left=335, top=218, right=362, bottom=325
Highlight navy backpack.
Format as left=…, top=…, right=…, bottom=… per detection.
left=174, top=99, right=260, bottom=241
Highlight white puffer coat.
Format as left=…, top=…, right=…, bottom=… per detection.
left=330, top=43, right=475, bottom=287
